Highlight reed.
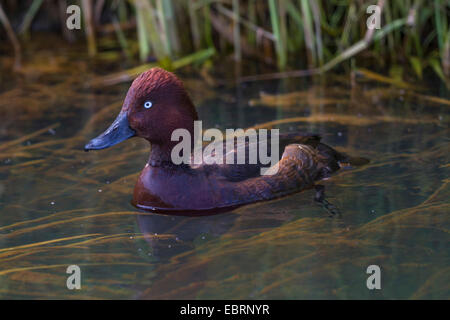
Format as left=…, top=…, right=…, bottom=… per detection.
left=18, top=0, right=43, bottom=35
left=81, top=0, right=97, bottom=56
left=0, top=2, right=21, bottom=70
left=268, top=0, right=286, bottom=69
left=135, top=3, right=149, bottom=62
left=188, top=0, right=201, bottom=50
left=0, top=0, right=448, bottom=84
left=299, top=0, right=316, bottom=67
left=232, top=0, right=241, bottom=62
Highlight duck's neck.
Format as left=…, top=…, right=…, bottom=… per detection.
left=148, top=140, right=195, bottom=167
left=148, top=121, right=197, bottom=167
left=149, top=143, right=175, bottom=166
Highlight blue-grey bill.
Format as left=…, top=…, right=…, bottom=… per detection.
left=84, top=111, right=136, bottom=151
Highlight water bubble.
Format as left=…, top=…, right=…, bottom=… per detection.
left=98, top=189, right=102, bottom=193
left=50, top=201, right=55, bottom=205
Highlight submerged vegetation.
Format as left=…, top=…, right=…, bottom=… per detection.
left=0, top=0, right=448, bottom=85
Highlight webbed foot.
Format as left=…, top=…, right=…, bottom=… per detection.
left=314, top=185, right=341, bottom=216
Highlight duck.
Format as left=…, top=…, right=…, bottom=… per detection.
left=85, top=67, right=368, bottom=214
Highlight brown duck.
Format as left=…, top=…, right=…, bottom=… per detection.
left=85, top=68, right=368, bottom=214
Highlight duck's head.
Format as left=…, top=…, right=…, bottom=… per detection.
left=84, top=68, right=198, bottom=151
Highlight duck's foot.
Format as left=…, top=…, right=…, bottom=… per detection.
left=314, top=185, right=340, bottom=216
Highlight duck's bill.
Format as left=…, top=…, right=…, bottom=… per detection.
left=84, top=111, right=136, bottom=151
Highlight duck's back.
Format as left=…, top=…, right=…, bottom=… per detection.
left=208, top=133, right=349, bottom=207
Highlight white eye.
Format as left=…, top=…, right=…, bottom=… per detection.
left=144, top=101, right=152, bottom=109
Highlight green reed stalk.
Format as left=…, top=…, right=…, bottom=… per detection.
left=247, top=0, right=256, bottom=46
left=339, top=2, right=356, bottom=51
left=118, top=0, right=127, bottom=23
left=0, top=2, right=21, bottom=70
left=189, top=0, right=201, bottom=50
left=232, top=0, right=241, bottom=62
left=309, top=0, right=323, bottom=66
left=172, top=47, right=215, bottom=69
left=269, top=0, right=287, bottom=69
left=164, top=0, right=180, bottom=55
left=434, top=0, right=444, bottom=56
left=156, top=0, right=172, bottom=57
left=19, top=0, right=43, bottom=34
left=285, top=1, right=304, bottom=51
left=112, top=17, right=132, bottom=61
left=320, top=18, right=409, bottom=74
left=137, top=0, right=166, bottom=61
left=300, top=0, right=316, bottom=66
left=278, top=0, right=287, bottom=54
left=443, top=30, right=450, bottom=77
left=203, top=4, right=214, bottom=48
left=135, top=5, right=149, bottom=62
left=81, top=0, right=97, bottom=56
left=383, top=1, right=395, bottom=59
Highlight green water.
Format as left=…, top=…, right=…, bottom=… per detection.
left=0, top=48, right=448, bottom=299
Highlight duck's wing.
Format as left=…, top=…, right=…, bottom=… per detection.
left=203, top=132, right=321, bottom=182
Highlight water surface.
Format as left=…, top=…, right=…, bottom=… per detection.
left=0, top=46, right=448, bottom=299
